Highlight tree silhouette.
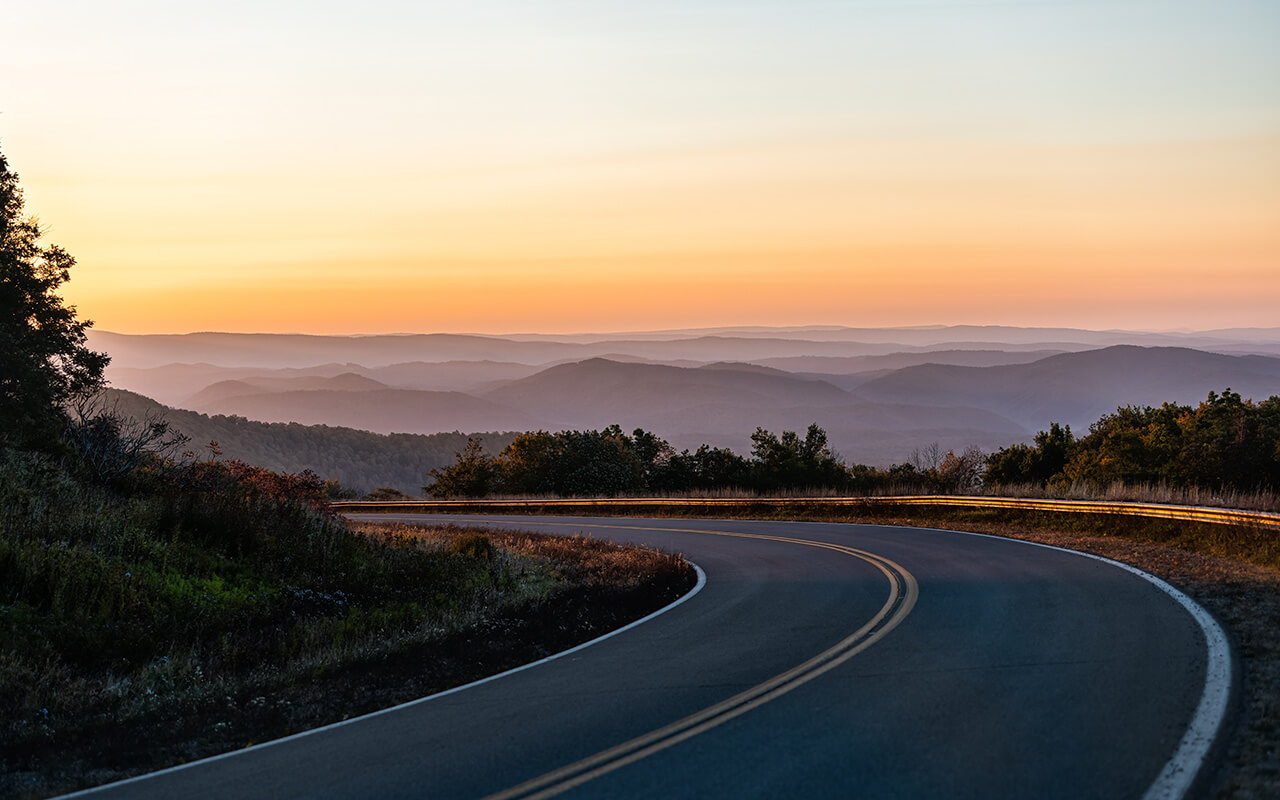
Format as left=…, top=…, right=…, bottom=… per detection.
left=425, top=436, right=497, bottom=498
left=0, top=146, right=108, bottom=447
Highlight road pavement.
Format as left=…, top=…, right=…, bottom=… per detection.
left=68, top=515, right=1227, bottom=800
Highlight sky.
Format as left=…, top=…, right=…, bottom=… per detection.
left=3, top=0, right=1278, bottom=334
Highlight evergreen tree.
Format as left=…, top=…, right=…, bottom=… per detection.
left=424, top=436, right=498, bottom=498
left=0, top=147, right=108, bottom=447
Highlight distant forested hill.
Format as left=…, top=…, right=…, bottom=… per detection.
left=104, top=389, right=518, bottom=494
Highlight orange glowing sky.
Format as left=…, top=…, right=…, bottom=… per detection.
left=4, top=1, right=1278, bottom=333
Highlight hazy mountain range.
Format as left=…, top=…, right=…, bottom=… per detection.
left=89, top=325, right=1280, bottom=370
left=92, top=326, right=1280, bottom=474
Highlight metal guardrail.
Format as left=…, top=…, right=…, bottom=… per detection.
left=331, top=495, right=1280, bottom=531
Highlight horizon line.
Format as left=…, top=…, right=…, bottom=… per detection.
left=85, top=323, right=1280, bottom=339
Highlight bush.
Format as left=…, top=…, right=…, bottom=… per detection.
left=0, top=444, right=515, bottom=743
left=448, top=533, right=495, bottom=561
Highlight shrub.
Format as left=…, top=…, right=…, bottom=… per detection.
left=448, top=532, right=494, bottom=561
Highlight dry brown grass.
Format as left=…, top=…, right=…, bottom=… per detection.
left=969, top=482, right=1280, bottom=513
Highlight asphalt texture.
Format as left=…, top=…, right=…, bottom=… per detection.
left=71, top=515, right=1213, bottom=800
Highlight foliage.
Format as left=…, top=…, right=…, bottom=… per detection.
left=61, top=394, right=190, bottom=485
left=426, top=437, right=499, bottom=498
left=985, top=423, right=1074, bottom=486
left=428, top=427, right=663, bottom=497
left=661, top=444, right=753, bottom=492
left=324, top=478, right=361, bottom=500
left=0, top=148, right=109, bottom=449
left=447, top=532, right=494, bottom=560
left=425, top=391, right=1280, bottom=500
left=983, top=390, right=1280, bottom=493
left=0, top=445, right=543, bottom=751
left=426, top=423, right=863, bottom=497
left=935, top=446, right=987, bottom=492
left=748, top=423, right=848, bottom=491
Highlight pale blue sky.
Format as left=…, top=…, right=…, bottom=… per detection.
left=8, top=0, right=1277, bottom=171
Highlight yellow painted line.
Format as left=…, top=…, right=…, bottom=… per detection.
left=430, top=519, right=918, bottom=800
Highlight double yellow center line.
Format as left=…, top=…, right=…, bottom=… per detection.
left=457, top=521, right=919, bottom=800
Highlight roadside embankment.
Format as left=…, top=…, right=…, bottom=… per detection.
left=0, top=499, right=694, bottom=799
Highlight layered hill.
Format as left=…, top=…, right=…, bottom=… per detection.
left=89, top=325, right=1280, bottom=371
left=756, top=349, right=1068, bottom=390
left=92, top=331, right=1280, bottom=476
left=133, top=357, right=1029, bottom=464
left=483, top=358, right=856, bottom=423
left=186, top=372, right=388, bottom=407
left=854, top=346, right=1280, bottom=430
left=107, top=360, right=545, bottom=406
left=482, top=359, right=1026, bottom=460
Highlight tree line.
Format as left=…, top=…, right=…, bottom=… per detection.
left=425, top=423, right=987, bottom=498
left=986, top=389, right=1280, bottom=492
left=425, top=390, right=1280, bottom=499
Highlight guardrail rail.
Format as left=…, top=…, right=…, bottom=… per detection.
left=330, top=495, right=1280, bottom=532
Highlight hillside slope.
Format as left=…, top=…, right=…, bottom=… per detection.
left=104, top=389, right=517, bottom=493
left=198, top=388, right=546, bottom=435
left=484, top=358, right=857, bottom=424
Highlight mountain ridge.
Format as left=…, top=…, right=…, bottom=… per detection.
left=855, top=345, right=1280, bottom=430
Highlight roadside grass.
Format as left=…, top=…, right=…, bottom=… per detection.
left=393, top=482, right=1280, bottom=512
left=367, top=497, right=1280, bottom=571
left=965, top=482, right=1280, bottom=514
left=0, top=449, right=693, bottom=799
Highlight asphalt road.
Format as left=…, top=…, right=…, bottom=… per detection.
left=70, top=515, right=1228, bottom=800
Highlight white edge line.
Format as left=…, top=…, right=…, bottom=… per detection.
left=56, top=561, right=708, bottom=799
left=395, top=514, right=1229, bottom=800
left=842, top=520, right=1232, bottom=800
left=437, top=514, right=1230, bottom=799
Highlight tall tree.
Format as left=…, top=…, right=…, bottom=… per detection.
left=0, top=147, right=108, bottom=447
left=749, top=423, right=848, bottom=491
left=424, top=436, right=497, bottom=498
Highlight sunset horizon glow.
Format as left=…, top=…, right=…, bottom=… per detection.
left=4, top=0, right=1277, bottom=335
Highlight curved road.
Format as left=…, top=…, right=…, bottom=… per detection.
left=70, top=515, right=1228, bottom=800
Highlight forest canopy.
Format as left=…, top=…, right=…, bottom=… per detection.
left=985, top=390, right=1280, bottom=492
